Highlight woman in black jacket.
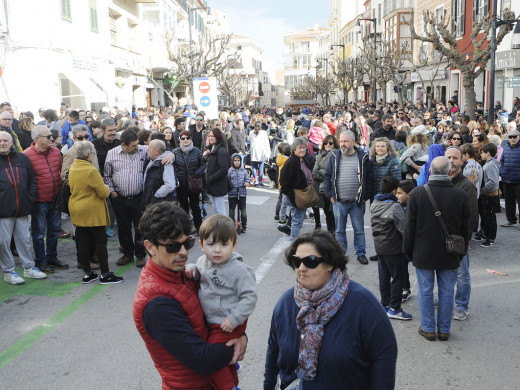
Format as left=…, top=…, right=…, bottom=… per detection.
left=203, top=128, right=229, bottom=216
left=279, top=137, right=314, bottom=242
left=174, top=130, right=205, bottom=232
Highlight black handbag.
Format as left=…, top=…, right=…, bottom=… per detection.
left=54, top=172, right=71, bottom=214
left=182, top=153, right=203, bottom=193
left=424, top=185, right=466, bottom=255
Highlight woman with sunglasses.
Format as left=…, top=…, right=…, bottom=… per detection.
left=203, top=128, right=229, bottom=216
left=448, top=131, right=464, bottom=147
left=312, top=135, right=338, bottom=233
left=264, top=230, right=397, bottom=389
left=173, top=130, right=205, bottom=233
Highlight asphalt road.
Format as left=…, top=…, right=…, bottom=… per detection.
left=1, top=187, right=519, bottom=389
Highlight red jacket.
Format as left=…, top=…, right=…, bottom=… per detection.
left=24, top=143, right=62, bottom=202
left=133, top=260, right=211, bottom=390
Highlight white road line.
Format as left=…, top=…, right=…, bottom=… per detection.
left=255, top=236, right=290, bottom=284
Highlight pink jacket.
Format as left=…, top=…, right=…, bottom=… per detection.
left=308, top=126, right=324, bottom=147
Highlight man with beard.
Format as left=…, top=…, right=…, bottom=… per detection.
left=324, top=130, right=373, bottom=265
left=371, top=114, right=396, bottom=141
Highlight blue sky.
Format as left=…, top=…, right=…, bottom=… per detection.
left=210, top=0, right=330, bottom=69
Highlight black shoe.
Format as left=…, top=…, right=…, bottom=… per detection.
left=472, top=233, right=484, bottom=242
left=278, top=224, right=291, bottom=235
left=82, top=272, right=99, bottom=284
left=136, top=257, right=146, bottom=268
left=274, top=214, right=280, bottom=221
left=118, top=246, right=125, bottom=253
left=99, top=272, right=123, bottom=285
left=241, top=227, right=247, bottom=233
left=38, top=264, right=55, bottom=274
left=47, top=260, right=69, bottom=269
left=357, top=255, right=369, bottom=265
left=370, top=255, right=379, bottom=261
left=314, top=224, right=322, bottom=230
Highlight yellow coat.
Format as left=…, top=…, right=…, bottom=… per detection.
left=68, top=159, right=110, bottom=227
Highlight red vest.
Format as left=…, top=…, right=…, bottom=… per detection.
left=24, top=144, right=62, bottom=202
left=133, top=260, right=212, bottom=390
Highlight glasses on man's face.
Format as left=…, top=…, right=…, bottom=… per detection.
left=509, top=135, right=519, bottom=139
left=180, top=136, right=191, bottom=141
left=156, top=236, right=196, bottom=253
left=41, top=134, right=53, bottom=140
left=452, top=137, right=461, bottom=141
left=195, top=118, right=204, bottom=121
left=76, top=135, right=88, bottom=141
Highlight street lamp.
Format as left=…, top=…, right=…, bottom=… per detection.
left=356, top=18, right=377, bottom=105
left=188, top=6, right=211, bottom=82
left=487, top=3, right=520, bottom=125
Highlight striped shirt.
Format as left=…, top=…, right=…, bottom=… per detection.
left=337, top=152, right=360, bottom=202
left=104, top=145, right=148, bottom=197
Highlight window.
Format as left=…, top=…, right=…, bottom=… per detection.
left=501, top=0, right=511, bottom=16
left=89, top=0, right=98, bottom=32
left=109, top=10, right=120, bottom=46
left=61, top=0, right=71, bottom=22
left=452, top=0, right=465, bottom=36
left=473, top=0, right=489, bottom=23
left=301, top=42, right=310, bottom=53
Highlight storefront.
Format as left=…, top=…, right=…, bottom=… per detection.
left=494, top=50, right=520, bottom=111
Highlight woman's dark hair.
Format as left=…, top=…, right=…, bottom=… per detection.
left=320, top=134, right=339, bottom=150
left=209, top=127, right=227, bottom=148
left=43, top=109, right=59, bottom=122
left=448, top=131, right=464, bottom=144
left=139, top=202, right=193, bottom=244
left=395, top=130, right=407, bottom=143
left=137, top=129, right=151, bottom=145
left=284, top=230, right=348, bottom=271
left=179, top=130, right=191, bottom=139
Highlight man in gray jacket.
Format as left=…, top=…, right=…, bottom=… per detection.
left=478, top=143, right=501, bottom=248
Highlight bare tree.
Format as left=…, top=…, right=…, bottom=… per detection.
left=409, top=8, right=516, bottom=119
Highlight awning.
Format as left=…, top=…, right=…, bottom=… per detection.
left=59, top=72, right=108, bottom=103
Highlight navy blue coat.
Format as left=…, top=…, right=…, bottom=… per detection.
left=499, top=141, right=520, bottom=184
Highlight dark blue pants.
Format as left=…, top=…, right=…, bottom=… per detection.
left=31, top=202, right=61, bottom=266
left=378, top=253, right=407, bottom=310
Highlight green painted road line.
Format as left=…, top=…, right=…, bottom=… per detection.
left=0, top=264, right=134, bottom=370
left=0, top=280, right=79, bottom=302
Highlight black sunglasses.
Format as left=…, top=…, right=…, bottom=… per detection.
left=157, top=236, right=196, bottom=253
left=76, top=135, right=88, bottom=141
left=452, top=137, right=461, bottom=141
left=41, top=134, right=53, bottom=139
left=325, top=141, right=335, bottom=145
left=180, top=136, right=191, bottom=140
left=509, top=135, right=519, bottom=139
left=291, top=255, right=324, bottom=269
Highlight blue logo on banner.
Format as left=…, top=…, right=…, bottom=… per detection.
left=200, top=96, right=210, bottom=107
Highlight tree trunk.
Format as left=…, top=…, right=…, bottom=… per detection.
left=462, top=73, right=477, bottom=120
left=397, top=87, right=404, bottom=107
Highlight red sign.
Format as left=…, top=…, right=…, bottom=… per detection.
left=199, top=81, right=210, bottom=93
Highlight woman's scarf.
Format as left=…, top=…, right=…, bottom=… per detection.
left=375, top=153, right=388, bottom=165
left=293, top=268, right=350, bottom=381
left=180, top=142, right=194, bottom=153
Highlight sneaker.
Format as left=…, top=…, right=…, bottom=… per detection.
left=481, top=239, right=493, bottom=248
left=241, top=227, right=247, bottom=233
left=453, top=309, right=468, bottom=321
left=278, top=224, right=291, bottom=235
left=4, top=271, right=25, bottom=285
left=47, top=259, right=69, bottom=269
left=59, top=229, right=71, bottom=239
left=501, top=221, right=517, bottom=227
left=274, top=214, right=280, bottom=221
left=387, top=308, right=412, bottom=320
left=23, top=267, right=47, bottom=279
left=82, top=272, right=99, bottom=284
left=472, top=233, right=483, bottom=242
left=99, top=272, right=123, bottom=285
left=106, top=226, right=114, bottom=237
left=402, top=289, right=411, bottom=302
left=278, top=220, right=287, bottom=225
left=236, top=362, right=242, bottom=373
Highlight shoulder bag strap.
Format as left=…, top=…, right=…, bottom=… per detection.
left=182, top=152, right=191, bottom=175
left=424, top=184, right=449, bottom=236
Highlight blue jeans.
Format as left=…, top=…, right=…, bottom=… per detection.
left=251, top=161, right=265, bottom=185
left=332, top=201, right=366, bottom=256
left=455, top=248, right=471, bottom=312
left=415, top=267, right=458, bottom=333
left=31, top=202, right=61, bottom=265
left=286, top=195, right=306, bottom=242
left=211, top=195, right=227, bottom=216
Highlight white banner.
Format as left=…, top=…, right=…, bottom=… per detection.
left=193, top=77, right=218, bottom=120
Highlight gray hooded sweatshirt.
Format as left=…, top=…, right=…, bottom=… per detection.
left=481, top=158, right=501, bottom=195
left=190, top=251, right=257, bottom=328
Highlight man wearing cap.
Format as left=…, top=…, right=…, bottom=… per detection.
left=499, top=129, right=520, bottom=227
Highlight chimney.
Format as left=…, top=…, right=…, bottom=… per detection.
left=314, top=22, right=319, bottom=32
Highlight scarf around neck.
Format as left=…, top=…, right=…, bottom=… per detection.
left=180, top=142, right=194, bottom=153
left=375, top=153, right=388, bottom=165
left=293, top=268, right=350, bottom=381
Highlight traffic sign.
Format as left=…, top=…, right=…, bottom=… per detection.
left=199, top=81, right=210, bottom=93
left=200, top=96, right=210, bottom=107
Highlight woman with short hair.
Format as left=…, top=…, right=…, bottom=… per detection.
left=68, top=141, right=122, bottom=285
left=203, top=128, right=229, bottom=216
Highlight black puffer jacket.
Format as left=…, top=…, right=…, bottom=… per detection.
left=205, top=144, right=229, bottom=196
left=173, top=146, right=205, bottom=188
left=0, top=151, right=36, bottom=217
left=279, top=153, right=311, bottom=207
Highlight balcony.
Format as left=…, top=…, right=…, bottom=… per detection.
left=383, top=0, right=413, bottom=16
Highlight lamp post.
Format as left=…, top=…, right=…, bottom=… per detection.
left=188, top=5, right=211, bottom=86
left=356, top=18, right=377, bottom=105
left=487, top=2, right=520, bottom=125
left=331, top=43, right=346, bottom=104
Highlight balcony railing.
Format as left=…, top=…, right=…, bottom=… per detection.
left=383, top=0, right=413, bottom=16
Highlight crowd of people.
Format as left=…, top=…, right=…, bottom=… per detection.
left=1, top=95, right=520, bottom=388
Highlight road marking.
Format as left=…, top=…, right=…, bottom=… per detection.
left=255, top=236, right=290, bottom=284
left=0, top=264, right=133, bottom=370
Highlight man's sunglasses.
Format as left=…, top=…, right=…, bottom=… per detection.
left=76, top=135, right=88, bottom=141
left=157, top=236, right=196, bottom=253
left=291, top=255, right=324, bottom=269
left=41, top=134, right=53, bottom=139
left=509, top=135, right=519, bottom=139
left=452, top=137, right=461, bottom=141
left=195, top=118, right=204, bottom=121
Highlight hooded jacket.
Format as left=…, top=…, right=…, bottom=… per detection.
left=370, top=193, right=405, bottom=255
left=481, top=158, right=500, bottom=195
left=228, top=153, right=251, bottom=198
left=0, top=151, right=36, bottom=217
left=323, top=147, right=373, bottom=205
